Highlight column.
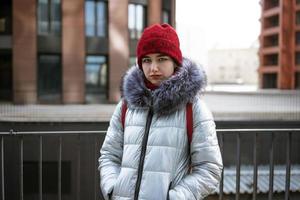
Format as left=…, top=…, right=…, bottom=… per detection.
left=279, top=0, right=294, bottom=89
left=12, top=0, right=37, bottom=104
left=62, top=0, right=85, bottom=103
left=148, top=0, right=162, bottom=25
left=108, top=0, right=129, bottom=102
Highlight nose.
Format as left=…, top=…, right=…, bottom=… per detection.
left=150, top=61, right=159, bottom=72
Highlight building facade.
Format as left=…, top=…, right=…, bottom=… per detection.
left=0, top=0, right=176, bottom=104
left=207, top=47, right=259, bottom=85
left=259, top=0, right=300, bottom=89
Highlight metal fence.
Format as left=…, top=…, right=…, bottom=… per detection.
left=217, top=129, right=300, bottom=200
left=0, top=128, right=299, bottom=200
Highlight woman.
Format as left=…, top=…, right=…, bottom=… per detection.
left=99, top=23, right=223, bottom=200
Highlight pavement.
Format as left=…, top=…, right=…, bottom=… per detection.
left=0, top=90, right=300, bottom=122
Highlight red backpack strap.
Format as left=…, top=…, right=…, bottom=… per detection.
left=186, top=103, right=193, bottom=144
left=121, top=100, right=127, bottom=129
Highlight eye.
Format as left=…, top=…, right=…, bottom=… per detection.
left=142, top=58, right=151, bottom=63
left=158, top=57, right=168, bottom=62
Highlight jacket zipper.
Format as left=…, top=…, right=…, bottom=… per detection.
left=167, top=181, right=172, bottom=200
left=134, top=107, right=154, bottom=200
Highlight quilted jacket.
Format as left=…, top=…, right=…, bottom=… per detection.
left=99, top=58, right=223, bottom=200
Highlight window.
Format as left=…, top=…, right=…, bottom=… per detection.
left=128, top=4, right=146, bottom=39
left=296, top=32, right=300, bottom=45
left=263, top=54, right=278, bottom=66
left=162, top=9, right=170, bottom=24
left=85, top=0, right=107, bottom=37
left=38, top=0, right=61, bottom=35
left=85, top=55, right=107, bottom=103
left=263, top=34, right=278, bottom=47
left=296, top=73, right=300, bottom=89
left=38, top=55, right=62, bottom=102
left=262, top=73, right=277, bottom=88
left=297, top=11, right=300, bottom=25
left=0, top=18, right=5, bottom=32
left=264, top=0, right=279, bottom=10
left=296, top=52, right=300, bottom=65
left=129, top=56, right=137, bottom=67
left=219, top=66, right=225, bottom=81
left=264, top=15, right=279, bottom=29
left=0, top=54, right=12, bottom=101
left=0, top=0, right=12, bottom=34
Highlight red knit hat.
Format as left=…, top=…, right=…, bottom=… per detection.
left=136, top=23, right=182, bottom=69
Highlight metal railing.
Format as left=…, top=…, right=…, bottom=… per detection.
left=217, top=128, right=300, bottom=200
left=0, top=130, right=106, bottom=200
left=0, top=128, right=299, bottom=200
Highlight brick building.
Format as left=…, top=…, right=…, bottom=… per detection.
left=259, top=0, right=300, bottom=89
left=0, top=0, right=176, bottom=104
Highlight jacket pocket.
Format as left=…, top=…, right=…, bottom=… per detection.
left=167, top=182, right=172, bottom=200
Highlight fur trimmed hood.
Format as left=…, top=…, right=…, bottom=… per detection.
left=121, top=58, right=207, bottom=115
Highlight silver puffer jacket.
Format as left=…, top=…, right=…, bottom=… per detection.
left=99, top=58, right=223, bottom=200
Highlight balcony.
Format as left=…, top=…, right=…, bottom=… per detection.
left=0, top=128, right=299, bottom=200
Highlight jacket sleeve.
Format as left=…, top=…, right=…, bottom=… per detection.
left=169, top=98, right=223, bottom=200
left=98, top=101, right=124, bottom=200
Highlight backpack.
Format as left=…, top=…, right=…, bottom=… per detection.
left=121, top=101, right=194, bottom=143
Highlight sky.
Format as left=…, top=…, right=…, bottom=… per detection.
left=176, top=0, right=261, bottom=64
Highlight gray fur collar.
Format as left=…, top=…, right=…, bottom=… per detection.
left=121, top=58, right=207, bottom=115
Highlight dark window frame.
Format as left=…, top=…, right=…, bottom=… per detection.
left=296, top=72, right=300, bottom=89
left=37, top=54, right=62, bottom=103
left=296, top=32, right=300, bottom=46
left=0, top=0, right=12, bottom=35
left=37, top=0, right=62, bottom=35
left=295, top=52, right=300, bottom=66
left=0, top=53, right=13, bottom=101
left=262, top=73, right=277, bottom=88
left=296, top=11, right=300, bottom=25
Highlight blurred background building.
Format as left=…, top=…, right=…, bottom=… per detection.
left=259, top=0, right=300, bottom=89
left=207, top=46, right=259, bottom=85
left=0, top=0, right=175, bottom=105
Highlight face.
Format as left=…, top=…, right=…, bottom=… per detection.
left=141, top=53, right=176, bottom=86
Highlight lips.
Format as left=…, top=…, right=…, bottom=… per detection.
left=150, top=75, right=163, bottom=79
